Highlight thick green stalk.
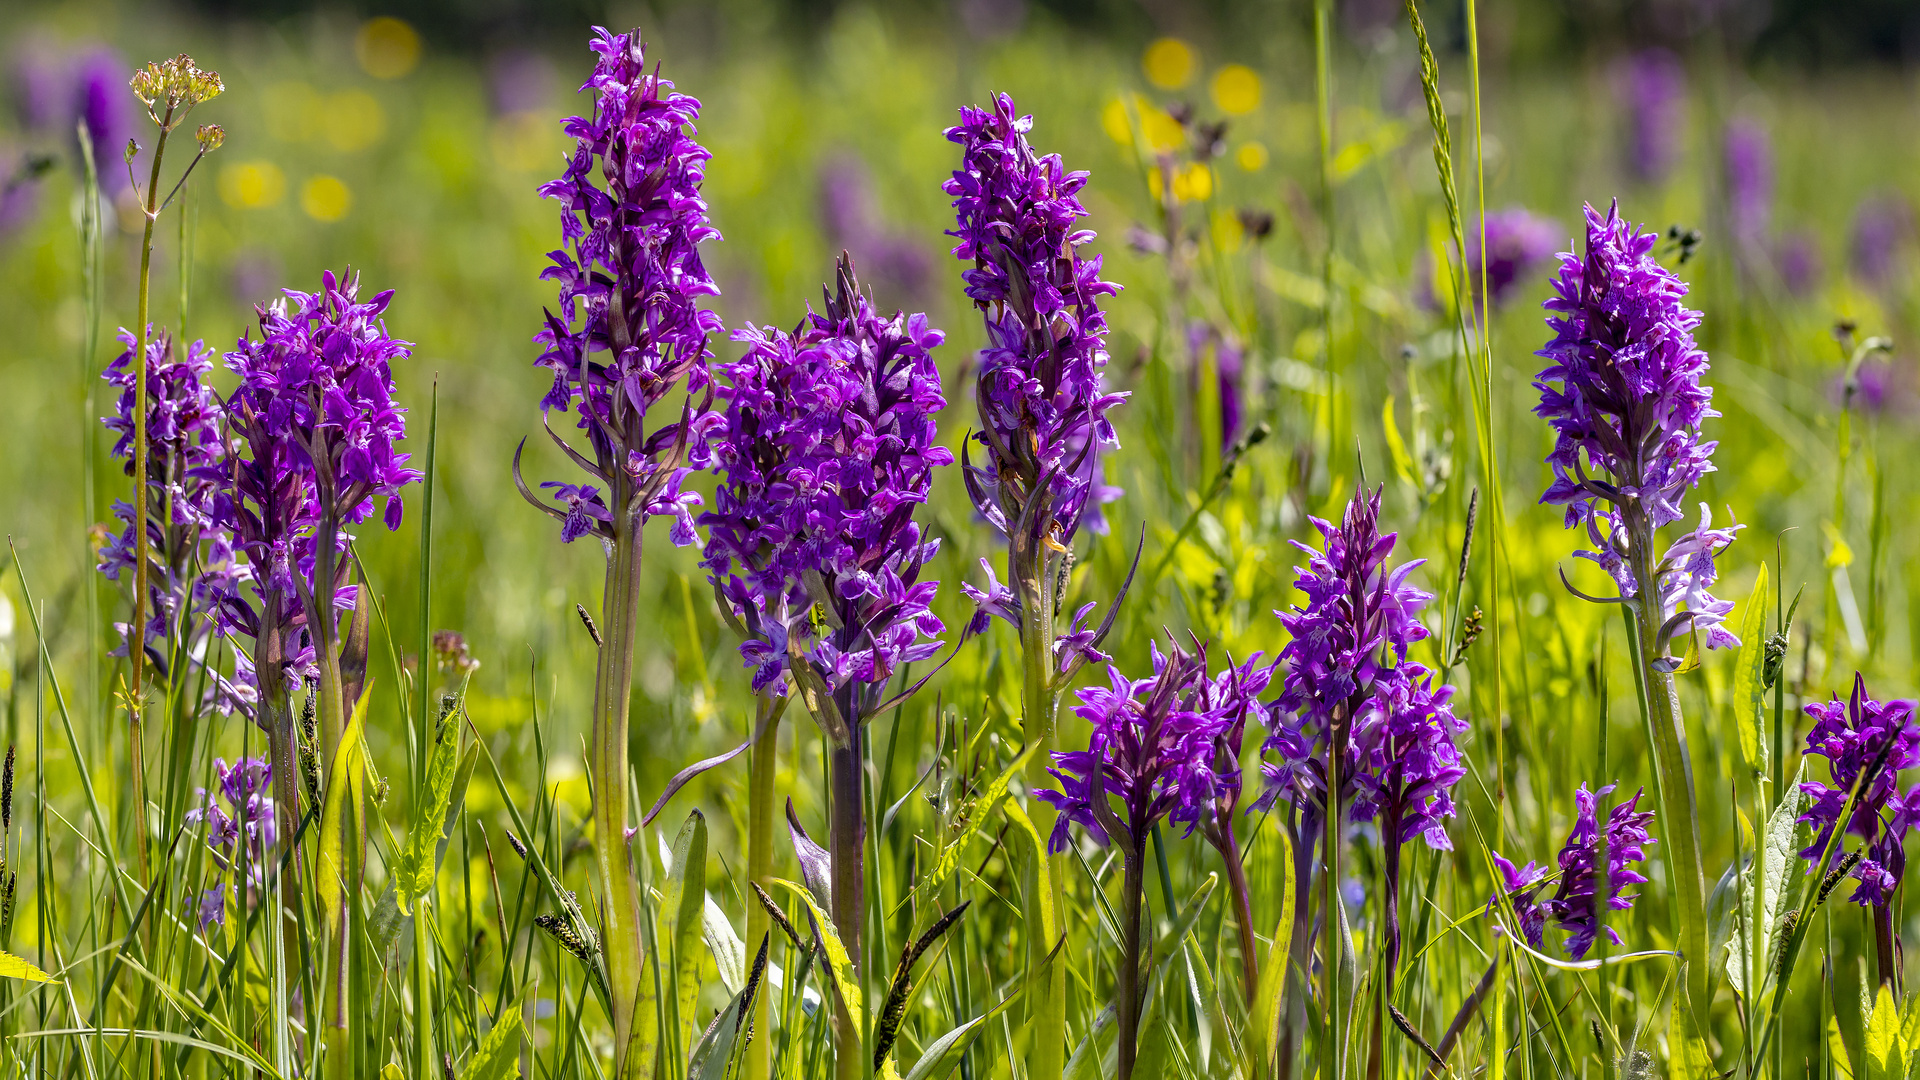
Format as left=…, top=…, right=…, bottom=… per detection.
left=829, top=734, right=866, bottom=1080
left=313, top=508, right=358, bottom=1080
left=1016, top=570, right=1066, bottom=1080
left=594, top=504, right=648, bottom=1077
left=1623, top=512, right=1710, bottom=1023
left=413, top=897, right=434, bottom=1079
left=745, top=693, right=783, bottom=1080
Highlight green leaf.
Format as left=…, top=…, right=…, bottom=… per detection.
left=317, top=685, right=373, bottom=927
left=1864, top=984, right=1904, bottom=1080
left=703, top=893, right=746, bottom=993
left=460, top=997, right=525, bottom=1080
left=770, top=878, right=862, bottom=1035
left=0, top=950, right=58, bottom=983
left=1062, top=1005, right=1115, bottom=1080
left=393, top=710, right=464, bottom=914
left=1248, top=826, right=1296, bottom=1071
left=665, top=810, right=710, bottom=1050
left=688, top=985, right=747, bottom=1080
left=1730, top=562, right=1773, bottom=777
left=1182, top=933, right=1247, bottom=1079
left=1728, top=771, right=1803, bottom=997
left=1150, top=873, right=1218, bottom=970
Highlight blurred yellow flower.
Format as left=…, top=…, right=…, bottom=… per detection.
left=1147, top=161, right=1215, bottom=203
left=491, top=111, right=558, bottom=172
left=355, top=16, right=421, bottom=80
left=1143, top=38, right=1195, bottom=90
left=301, top=175, right=352, bottom=221
left=1211, top=64, right=1262, bottom=115
left=1139, top=102, right=1185, bottom=153
left=218, top=161, right=285, bottom=208
left=324, top=90, right=386, bottom=152
left=1174, top=161, right=1214, bottom=201
left=1236, top=141, right=1269, bottom=171
left=1101, top=97, right=1133, bottom=145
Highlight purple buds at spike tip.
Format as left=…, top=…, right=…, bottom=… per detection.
left=1798, top=674, right=1920, bottom=907
left=945, top=92, right=1126, bottom=551
left=700, top=258, right=951, bottom=715
left=528, top=27, right=722, bottom=548
left=1534, top=201, right=1741, bottom=655
left=1492, top=783, right=1655, bottom=959
left=1038, top=637, right=1271, bottom=856
left=1256, top=484, right=1466, bottom=853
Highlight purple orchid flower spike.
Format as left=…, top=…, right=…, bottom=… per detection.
left=1491, top=784, right=1655, bottom=960
left=945, top=96, right=1135, bottom=1072
left=1468, top=208, right=1561, bottom=308
left=701, top=255, right=952, bottom=1069
left=518, top=30, right=725, bottom=1069
left=518, top=26, right=722, bottom=549
left=1256, top=482, right=1466, bottom=1020
left=1534, top=199, right=1729, bottom=1008
left=1038, top=635, right=1253, bottom=1079
left=184, top=756, right=277, bottom=931
left=1536, top=201, right=1742, bottom=659
left=97, top=325, right=243, bottom=700
left=1798, top=674, right=1920, bottom=985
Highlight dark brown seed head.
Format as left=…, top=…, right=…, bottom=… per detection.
left=3, top=744, right=16, bottom=832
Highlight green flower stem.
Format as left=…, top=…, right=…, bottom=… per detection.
left=593, top=501, right=648, bottom=1077
left=1016, top=567, right=1067, bottom=1080
left=1623, top=511, right=1710, bottom=1024
left=829, top=731, right=867, bottom=1080
left=745, top=691, right=785, bottom=1080
left=128, top=105, right=175, bottom=887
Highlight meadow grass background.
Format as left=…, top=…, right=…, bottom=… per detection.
left=3, top=0, right=1920, bottom=1074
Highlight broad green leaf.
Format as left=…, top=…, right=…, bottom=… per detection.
left=317, top=685, right=373, bottom=929
left=1706, top=854, right=1742, bottom=987
left=1249, top=827, right=1297, bottom=1070
left=381, top=1065, right=404, bottom=1080
left=460, top=996, right=525, bottom=1080
left=1728, top=772, right=1803, bottom=996
left=0, top=950, right=58, bottom=983
left=900, top=739, right=1041, bottom=914
left=1151, top=873, right=1218, bottom=969
left=771, top=878, right=862, bottom=1034
left=1864, top=984, right=1903, bottom=1080
left=393, top=712, right=463, bottom=914
left=703, top=893, right=746, bottom=993
left=1001, top=800, right=1057, bottom=966
left=1729, top=563, right=1772, bottom=777
left=1182, top=933, right=1247, bottom=1079
left=665, top=810, right=709, bottom=1050
left=1062, top=1005, right=1115, bottom=1080
left=688, top=985, right=747, bottom=1080
left=1832, top=1014, right=1857, bottom=1080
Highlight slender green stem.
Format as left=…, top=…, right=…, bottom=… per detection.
left=128, top=110, right=175, bottom=892
left=1015, top=564, right=1067, bottom=1080
left=593, top=502, right=648, bottom=1077
left=413, top=897, right=434, bottom=1079
left=745, top=692, right=784, bottom=1080
left=1116, top=844, right=1146, bottom=1080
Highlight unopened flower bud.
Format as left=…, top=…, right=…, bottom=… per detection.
left=196, top=123, right=225, bottom=152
